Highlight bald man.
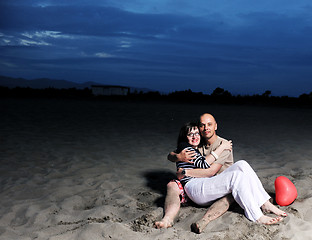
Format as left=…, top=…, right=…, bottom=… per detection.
left=155, top=113, right=234, bottom=233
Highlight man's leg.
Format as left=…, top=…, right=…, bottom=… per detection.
left=155, top=181, right=181, bottom=228
left=191, top=194, right=234, bottom=234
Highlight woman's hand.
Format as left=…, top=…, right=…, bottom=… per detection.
left=176, top=168, right=185, bottom=180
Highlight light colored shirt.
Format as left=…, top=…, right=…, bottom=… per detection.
left=198, top=136, right=234, bottom=174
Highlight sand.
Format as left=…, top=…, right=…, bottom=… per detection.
left=0, top=98, right=312, bottom=240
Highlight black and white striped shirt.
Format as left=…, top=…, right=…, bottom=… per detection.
left=176, top=142, right=210, bottom=186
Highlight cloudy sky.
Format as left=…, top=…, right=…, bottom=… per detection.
left=1, top=0, right=312, bottom=96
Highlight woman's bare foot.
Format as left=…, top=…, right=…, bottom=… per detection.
left=261, top=201, right=287, bottom=217
left=154, top=217, right=173, bottom=229
left=256, top=215, right=283, bottom=225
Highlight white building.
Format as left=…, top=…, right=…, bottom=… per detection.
left=91, top=85, right=130, bottom=96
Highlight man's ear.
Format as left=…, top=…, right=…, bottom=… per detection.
left=215, top=123, right=218, bottom=131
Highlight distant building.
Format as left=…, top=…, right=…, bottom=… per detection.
left=91, top=85, right=130, bottom=96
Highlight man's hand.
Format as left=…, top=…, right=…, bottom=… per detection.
left=220, top=140, right=232, bottom=151
left=178, top=148, right=196, bottom=163
left=168, top=148, right=196, bottom=162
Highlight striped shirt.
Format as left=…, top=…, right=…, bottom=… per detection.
left=176, top=142, right=210, bottom=186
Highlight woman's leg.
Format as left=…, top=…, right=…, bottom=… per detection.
left=155, top=181, right=181, bottom=228
left=184, top=173, right=234, bottom=205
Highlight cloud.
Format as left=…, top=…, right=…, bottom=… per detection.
left=119, top=40, right=132, bottom=48
left=19, top=39, right=50, bottom=46
left=94, top=52, right=114, bottom=58
left=2, top=1, right=311, bottom=49
left=21, top=31, right=74, bottom=39
left=0, top=3, right=207, bottom=43
left=0, top=60, right=17, bottom=68
left=1, top=1, right=312, bottom=96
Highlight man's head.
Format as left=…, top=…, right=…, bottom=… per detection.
left=198, top=113, right=217, bottom=143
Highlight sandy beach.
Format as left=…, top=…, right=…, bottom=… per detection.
left=1, top=98, right=312, bottom=240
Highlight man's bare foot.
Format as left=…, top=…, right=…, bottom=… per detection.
left=154, top=218, right=173, bottom=229
left=191, top=219, right=209, bottom=234
left=261, top=201, right=287, bottom=217
left=256, top=215, right=283, bottom=225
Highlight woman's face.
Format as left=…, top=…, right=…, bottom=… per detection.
left=187, top=127, right=201, bottom=147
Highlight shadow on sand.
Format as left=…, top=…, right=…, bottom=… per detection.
left=143, top=170, right=176, bottom=207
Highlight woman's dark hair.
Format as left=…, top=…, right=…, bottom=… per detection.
left=177, top=122, right=199, bottom=148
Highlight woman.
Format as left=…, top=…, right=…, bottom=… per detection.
left=175, top=122, right=232, bottom=187
left=155, top=122, right=233, bottom=229
left=177, top=122, right=287, bottom=225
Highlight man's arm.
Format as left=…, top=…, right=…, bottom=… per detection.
left=167, top=148, right=196, bottom=163
left=207, top=140, right=232, bottom=165
left=176, top=163, right=222, bottom=180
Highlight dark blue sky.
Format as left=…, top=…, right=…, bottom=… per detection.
left=1, top=0, right=312, bottom=96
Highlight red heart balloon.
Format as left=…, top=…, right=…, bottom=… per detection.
left=275, top=176, right=297, bottom=206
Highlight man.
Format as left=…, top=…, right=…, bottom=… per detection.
left=154, top=113, right=234, bottom=233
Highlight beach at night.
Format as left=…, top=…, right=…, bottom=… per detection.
left=1, top=98, right=312, bottom=239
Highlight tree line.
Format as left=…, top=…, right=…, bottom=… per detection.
left=1, top=86, right=312, bottom=107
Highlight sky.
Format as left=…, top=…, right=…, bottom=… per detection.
left=1, top=0, right=312, bottom=97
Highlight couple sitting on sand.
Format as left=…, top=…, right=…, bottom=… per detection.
left=154, top=113, right=287, bottom=233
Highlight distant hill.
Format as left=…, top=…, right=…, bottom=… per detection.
left=0, top=76, right=154, bottom=93
left=0, top=75, right=101, bottom=89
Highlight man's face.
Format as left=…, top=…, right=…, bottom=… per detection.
left=199, top=114, right=217, bottom=140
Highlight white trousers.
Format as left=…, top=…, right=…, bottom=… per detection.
left=184, top=160, right=270, bottom=222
